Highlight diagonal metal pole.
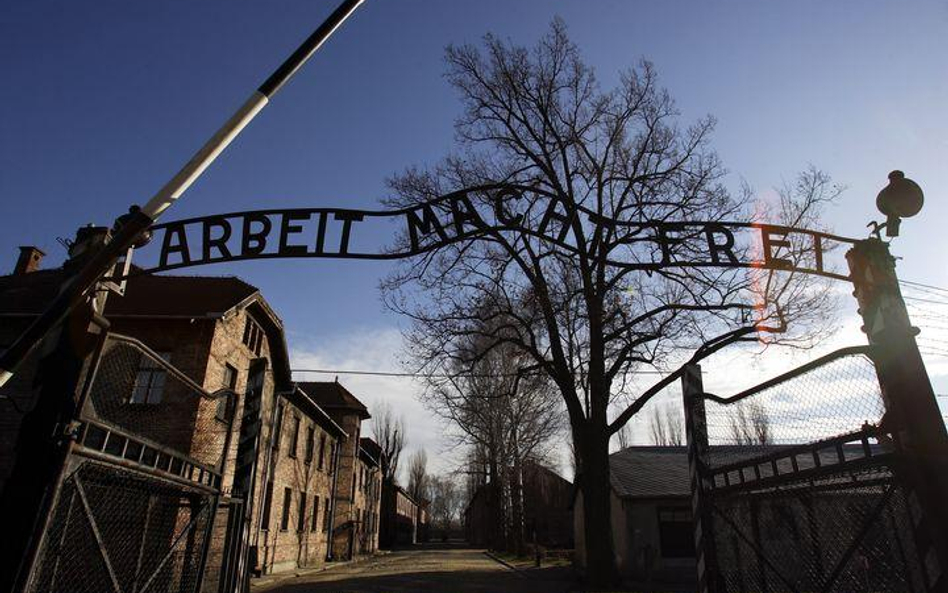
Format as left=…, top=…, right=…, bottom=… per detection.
left=0, top=0, right=366, bottom=388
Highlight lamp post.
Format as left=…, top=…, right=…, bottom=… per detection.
left=848, top=171, right=948, bottom=591
left=872, top=169, right=924, bottom=238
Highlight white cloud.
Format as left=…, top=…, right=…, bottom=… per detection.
left=290, top=307, right=948, bottom=484
left=289, top=326, right=462, bottom=479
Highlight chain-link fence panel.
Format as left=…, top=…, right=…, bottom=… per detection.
left=711, top=474, right=924, bottom=592
left=27, top=461, right=215, bottom=593
left=83, top=334, right=233, bottom=473
left=702, top=348, right=885, bottom=470
left=690, top=347, right=929, bottom=592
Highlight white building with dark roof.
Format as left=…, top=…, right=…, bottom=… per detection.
left=573, top=446, right=696, bottom=585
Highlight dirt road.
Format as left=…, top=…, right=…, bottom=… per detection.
left=253, top=545, right=578, bottom=593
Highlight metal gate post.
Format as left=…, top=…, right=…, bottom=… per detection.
left=847, top=237, right=948, bottom=591
left=0, top=231, right=114, bottom=593
left=683, top=364, right=723, bottom=593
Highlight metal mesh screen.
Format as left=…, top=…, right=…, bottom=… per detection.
left=83, top=335, right=232, bottom=471
left=27, top=461, right=214, bottom=593
left=711, top=476, right=925, bottom=592
left=702, top=350, right=885, bottom=469
left=693, top=348, right=927, bottom=592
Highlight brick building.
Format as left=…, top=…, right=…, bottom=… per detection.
left=379, top=480, right=423, bottom=548
left=0, top=233, right=383, bottom=587
left=357, top=437, right=383, bottom=554
left=253, top=386, right=346, bottom=574
left=297, top=381, right=382, bottom=561
left=0, top=237, right=293, bottom=503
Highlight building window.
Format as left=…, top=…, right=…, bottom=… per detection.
left=323, top=498, right=331, bottom=532
left=297, top=492, right=307, bottom=533
left=242, top=316, right=264, bottom=356
left=288, top=416, right=301, bottom=458
left=657, top=507, right=695, bottom=558
left=312, top=495, right=320, bottom=532
left=305, top=427, right=315, bottom=464
left=318, top=435, right=326, bottom=470
left=261, top=481, right=274, bottom=531
left=216, top=363, right=238, bottom=421
left=329, top=443, right=336, bottom=474
left=130, top=352, right=170, bottom=404
left=280, top=488, right=292, bottom=531
left=272, top=403, right=285, bottom=451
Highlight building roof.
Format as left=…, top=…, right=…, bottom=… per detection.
left=609, top=446, right=691, bottom=499
left=359, top=437, right=381, bottom=468
left=297, top=381, right=371, bottom=420
left=0, top=269, right=64, bottom=316
left=0, top=267, right=293, bottom=391
left=286, top=386, right=348, bottom=438
left=607, top=443, right=888, bottom=500
left=106, top=274, right=260, bottom=319
left=360, top=437, right=384, bottom=464
left=0, top=268, right=259, bottom=319
left=394, top=483, right=421, bottom=507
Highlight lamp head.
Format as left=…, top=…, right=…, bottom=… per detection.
left=875, top=170, right=923, bottom=237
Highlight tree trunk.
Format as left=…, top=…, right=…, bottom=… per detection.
left=511, top=461, right=525, bottom=555
left=487, top=455, right=506, bottom=551
left=510, top=425, right=525, bottom=555
left=578, top=423, right=620, bottom=586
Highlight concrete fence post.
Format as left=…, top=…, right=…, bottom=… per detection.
left=682, top=363, right=722, bottom=593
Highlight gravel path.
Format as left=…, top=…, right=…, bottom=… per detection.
left=254, top=545, right=578, bottom=593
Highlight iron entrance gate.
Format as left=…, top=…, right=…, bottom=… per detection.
left=22, top=333, right=237, bottom=593
left=684, top=346, right=936, bottom=592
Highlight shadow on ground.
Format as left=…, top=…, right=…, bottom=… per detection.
left=269, top=567, right=577, bottom=593
left=256, top=544, right=691, bottom=593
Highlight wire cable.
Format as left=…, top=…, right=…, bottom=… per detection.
left=290, top=367, right=665, bottom=378
left=900, top=279, right=948, bottom=294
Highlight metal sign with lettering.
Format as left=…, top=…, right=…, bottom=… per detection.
left=132, top=184, right=858, bottom=281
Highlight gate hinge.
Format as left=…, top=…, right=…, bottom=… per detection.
left=60, top=420, right=83, bottom=442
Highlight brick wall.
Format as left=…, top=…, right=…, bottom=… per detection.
left=254, top=396, right=339, bottom=574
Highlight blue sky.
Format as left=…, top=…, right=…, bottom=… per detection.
left=3, top=0, right=947, bottom=472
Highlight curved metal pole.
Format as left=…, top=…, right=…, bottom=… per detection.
left=0, top=0, right=366, bottom=387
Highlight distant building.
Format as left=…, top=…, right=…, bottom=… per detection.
left=358, top=437, right=383, bottom=554
left=253, top=387, right=346, bottom=574
left=572, top=447, right=695, bottom=583
left=380, top=480, right=423, bottom=548
left=464, top=461, right=573, bottom=549
left=297, top=381, right=381, bottom=561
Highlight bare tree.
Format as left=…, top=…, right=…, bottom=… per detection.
left=615, top=422, right=632, bottom=450
left=383, top=22, right=837, bottom=584
left=463, top=443, right=489, bottom=503
left=750, top=402, right=771, bottom=445
left=410, top=304, right=562, bottom=552
left=372, top=401, right=406, bottom=484
left=428, top=474, right=463, bottom=540
left=665, top=405, right=684, bottom=446
left=648, top=406, right=668, bottom=446
left=729, top=401, right=772, bottom=445
left=407, top=449, right=429, bottom=502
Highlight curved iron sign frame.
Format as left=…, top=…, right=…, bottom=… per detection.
left=137, top=184, right=859, bottom=282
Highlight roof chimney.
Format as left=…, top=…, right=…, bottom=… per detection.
left=14, top=246, right=45, bottom=275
